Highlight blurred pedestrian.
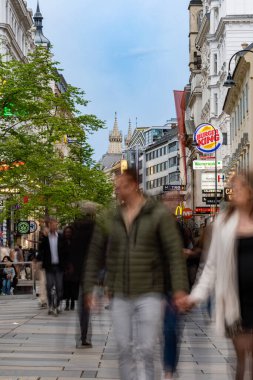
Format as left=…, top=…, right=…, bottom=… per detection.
left=162, top=192, right=186, bottom=380
left=63, top=226, right=78, bottom=311
left=83, top=169, right=188, bottom=380
left=71, top=204, right=97, bottom=348
left=186, top=173, right=253, bottom=380
left=38, top=218, right=65, bottom=316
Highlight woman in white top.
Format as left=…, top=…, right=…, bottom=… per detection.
left=186, top=173, right=253, bottom=380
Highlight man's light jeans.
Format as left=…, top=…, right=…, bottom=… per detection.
left=112, top=293, right=162, bottom=380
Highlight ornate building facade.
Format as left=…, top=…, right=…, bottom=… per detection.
left=0, top=0, right=34, bottom=60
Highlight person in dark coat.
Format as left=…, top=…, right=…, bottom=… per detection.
left=37, top=218, right=65, bottom=316
left=63, top=226, right=79, bottom=310
left=70, top=204, right=97, bottom=347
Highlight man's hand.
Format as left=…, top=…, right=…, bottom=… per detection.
left=173, top=290, right=188, bottom=312
left=84, top=293, right=96, bottom=309
left=174, top=292, right=196, bottom=312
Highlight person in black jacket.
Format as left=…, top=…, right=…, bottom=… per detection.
left=71, top=205, right=96, bottom=347
left=38, top=218, right=65, bottom=316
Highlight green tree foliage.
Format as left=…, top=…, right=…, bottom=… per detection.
left=0, top=47, right=112, bottom=223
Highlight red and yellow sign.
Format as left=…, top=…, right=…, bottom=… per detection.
left=194, top=123, right=223, bottom=154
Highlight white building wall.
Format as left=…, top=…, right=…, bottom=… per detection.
left=0, top=0, right=34, bottom=60
left=201, top=0, right=253, bottom=171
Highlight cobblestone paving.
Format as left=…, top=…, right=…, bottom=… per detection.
left=0, top=296, right=236, bottom=380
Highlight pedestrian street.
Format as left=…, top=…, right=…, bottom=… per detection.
left=0, top=296, right=237, bottom=380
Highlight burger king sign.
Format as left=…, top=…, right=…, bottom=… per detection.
left=194, top=123, right=223, bottom=154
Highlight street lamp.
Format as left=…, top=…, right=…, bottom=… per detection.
left=224, top=49, right=253, bottom=87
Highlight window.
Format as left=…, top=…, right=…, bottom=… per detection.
left=168, top=141, right=177, bottom=153
left=169, top=156, right=177, bottom=167
left=222, top=133, right=227, bottom=145
left=169, top=172, right=179, bottom=183
left=242, top=90, right=245, bottom=119
left=214, top=53, right=218, bottom=75
left=163, top=147, right=166, bottom=155
left=231, top=116, right=235, bottom=140
left=214, top=93, right=218, bottom=116
left=237, top=105, right=240, bottom=130
left=246, top=83, right=249, bottom=112
left=160, top=148, right=163, bottom=156
left=239, top=98, right=242, bottom=126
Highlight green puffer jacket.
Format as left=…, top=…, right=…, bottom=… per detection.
left=83, top=198, right=188, bottom=297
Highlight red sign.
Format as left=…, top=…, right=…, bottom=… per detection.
left=183, top=208, right=193, bottom=219
left=195, top=207, right=220, bottom=214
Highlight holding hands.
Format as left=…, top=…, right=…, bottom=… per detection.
left=173, top=291, right=196, bottom=313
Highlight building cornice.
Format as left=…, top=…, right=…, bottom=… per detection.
left=0, top=24, right=27, bottom=60
left=209, top=15, right=253, bottom=43
left=11, top=0, right=33, bottom=31
left=195, top=13, right=210, bottom=49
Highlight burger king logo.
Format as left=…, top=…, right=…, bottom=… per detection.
left=194, top=123, right=223, bottom=154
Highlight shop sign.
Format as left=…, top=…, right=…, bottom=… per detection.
left=202, top=197, right=222, bottom=205
left=182, top=208, right=193, bottom=219
left=16, top=220, right=38, bottom=234
left=202, top=189, right=223, bottom=195
left=201, top=173, right=224, bottom=190
left=175, top=204, right=184, bottom=216
left=224, top=187, right=233, bottom=201
left=195, top=207, right=220, bottom=214
left=193, top=160, right=222, bottom=170
left=163, top=184, right=186, bottom=192
left=194, top=123, right=223, bottom=154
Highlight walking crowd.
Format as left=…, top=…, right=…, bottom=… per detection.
left=1, top=169, right=253, bottom=380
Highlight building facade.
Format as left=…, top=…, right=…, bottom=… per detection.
left=185, top=0, right=253, bottom=215
left=0, top=0, right=34, bottom=60
left=223, top=47, right=253, bottom=179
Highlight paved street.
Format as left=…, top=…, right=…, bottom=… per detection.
left=0, top=296, right=236, bottom=380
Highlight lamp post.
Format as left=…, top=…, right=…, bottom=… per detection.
left=224, top=49, right=253, bottom=87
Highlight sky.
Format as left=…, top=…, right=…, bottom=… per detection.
left=28, top=0, right=190, bottom=160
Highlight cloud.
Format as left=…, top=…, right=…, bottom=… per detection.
left=117, top=47, right=170, bottom=59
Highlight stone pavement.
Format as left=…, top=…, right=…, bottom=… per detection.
left=0, top=296, right=236, bottom=380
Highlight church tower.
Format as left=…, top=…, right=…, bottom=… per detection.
left=125, top=119, right=132, bottom=148
left=33, top=1, right=50, bottom=48
left=108, top=112, right=123, bottom=154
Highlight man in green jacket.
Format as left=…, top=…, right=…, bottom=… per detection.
left=83, top=169, right=188, bottom=380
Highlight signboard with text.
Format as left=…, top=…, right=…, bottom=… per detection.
left=201, top=173, right=224, bottom=190
left=193, top=160, right=222, bottom=170
left=195, top=207, right=220, bottom=214
left=163, top=184, right=186, bottom=192
left=194, top=123, right=223, bottom=154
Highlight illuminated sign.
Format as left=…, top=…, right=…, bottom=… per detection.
left=193, top=160, right=222, bottom=170
left=194, top=123, right=223, bottom=154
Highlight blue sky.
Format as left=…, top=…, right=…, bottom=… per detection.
left=28, top=0, right=190, bottom=160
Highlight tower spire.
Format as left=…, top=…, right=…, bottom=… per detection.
left=108, top=112, right=122, bottom=154
left=125, top=118, right=132, bottom=148
left=33, top=1, right=50, bottom=48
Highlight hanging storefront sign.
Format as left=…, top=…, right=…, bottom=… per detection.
left=194, top=123, right=223, bottom=154
left=201, top=173, right=224, bottom=190
left=193, top=160, right=222, bottom=170
left=182, top=208, right=193, bottom=219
